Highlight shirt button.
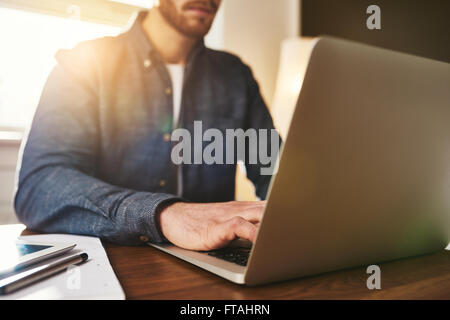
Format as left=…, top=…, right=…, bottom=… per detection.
left=165, top=87, right=172, bottom=95
left=159, top=179, right=167, bottom=187
left=139, top=235, right=149, bottom=242
left=143, top=59, right=152, bottom=68
left=163, top=133, right=171, bottom=142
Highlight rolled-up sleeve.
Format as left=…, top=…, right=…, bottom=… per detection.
left=14, top=44, right=180, bottom=245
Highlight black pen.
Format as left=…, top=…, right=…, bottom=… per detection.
left=0, top=253, right=88, bottom=295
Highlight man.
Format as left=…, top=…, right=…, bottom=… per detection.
left=15, top=0, right=280, bottom=251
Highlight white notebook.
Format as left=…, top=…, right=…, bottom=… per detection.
left=0, top=233, right=125, bottom=300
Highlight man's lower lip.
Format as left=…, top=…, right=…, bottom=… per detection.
left=185, top=8, right=213, bottom=17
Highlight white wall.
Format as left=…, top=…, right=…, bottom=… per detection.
left=222, top=0, right=299, bottom=106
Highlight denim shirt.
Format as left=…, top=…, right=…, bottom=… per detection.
left=14, top=11, right=280, bottom=245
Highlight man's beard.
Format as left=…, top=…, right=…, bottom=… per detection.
left=158, top=0, right=217, bottom=38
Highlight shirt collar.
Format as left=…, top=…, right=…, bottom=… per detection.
left=126, top=11, right=153, bottom=58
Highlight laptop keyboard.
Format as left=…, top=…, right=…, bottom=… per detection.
left=206, top=247, right=251, bottom=266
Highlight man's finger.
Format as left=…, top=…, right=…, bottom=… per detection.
left=238, top=204, right=265, bottom=223
left=222, top=216, right=257, bottom=243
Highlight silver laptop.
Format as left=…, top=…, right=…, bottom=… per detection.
left=149, top=36, right=450, bottom=286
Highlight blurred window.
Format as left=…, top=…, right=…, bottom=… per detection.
left=0, top=7, right=121, bottom=129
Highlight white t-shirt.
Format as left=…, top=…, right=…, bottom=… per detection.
left=166, top=64, right=185, bottom=128
left=166, top=64, right=185, bottom=196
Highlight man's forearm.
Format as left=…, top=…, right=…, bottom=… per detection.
left=15, top=164, right=181, bottom=245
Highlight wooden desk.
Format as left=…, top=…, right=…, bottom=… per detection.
left=4, top=225, right=450, bottom=299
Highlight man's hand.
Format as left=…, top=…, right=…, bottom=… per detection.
left=157, top=201, right=266, bottom=251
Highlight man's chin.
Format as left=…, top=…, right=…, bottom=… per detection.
left=178, top=16, right=213, bottom=36
left=181, top=25, right=211, bottom=38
